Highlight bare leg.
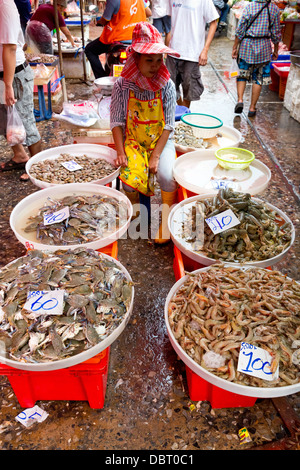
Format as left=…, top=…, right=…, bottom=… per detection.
left=249, top=83, right=261, bottom=112
left=236, top=80, right=246, bottom=103
left=165, top=31, right=171, bottom=46
left=28, top=140, right=42, bottom=157
left=11, top=144, right=29, bottom=163
left=20, top=139, right=42, bottom=181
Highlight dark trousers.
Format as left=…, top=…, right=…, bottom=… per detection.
left=84, top=37, right=110, bottom=78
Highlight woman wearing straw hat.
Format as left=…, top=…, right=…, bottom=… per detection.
left=110, top=22, right=180, bottom=244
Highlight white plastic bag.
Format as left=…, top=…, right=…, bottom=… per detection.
left=6, top=105, right=26, bottom=146
left=229, top=59, right=240, bottom=79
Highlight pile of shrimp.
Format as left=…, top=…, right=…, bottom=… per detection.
left=168, top=264, right=300, bottom=388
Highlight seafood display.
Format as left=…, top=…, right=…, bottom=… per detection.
left=29, top=154, right=117, bottom=184
left=23, top=193, right=128, bottom=246
left=167, top=264, right=300, bottom=388
left=0, top=248, right=133, bottom=364
left=180, top=188, right=293, bottom=263
left=173, top=123, right=210, bottom=149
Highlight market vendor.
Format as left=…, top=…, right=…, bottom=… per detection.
left=25, top=0, right=76, bottom=54
left=110, top=22, right=180, bottom=244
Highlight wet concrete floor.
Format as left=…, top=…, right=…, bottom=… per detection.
left=0, top=31, right=299, bottom=452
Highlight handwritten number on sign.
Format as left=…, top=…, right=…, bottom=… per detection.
left=241, top=351, right=273, bottom=376
left=30, top=294, right=59, bottom=312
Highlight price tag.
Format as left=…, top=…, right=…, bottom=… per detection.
left=24, top=290, right=65, bottom=316
left=61, top=160, right=82, bottom=171
left=43, top=206, right=70, bottom=226
left=210, top=179, right=238, bottom=190
left=16, top=405, right=48, bottom=428
left=113, top=64, right=125, bottom=77
left=205, top=208, right=240, bottom=234
left=237, top=342, right=279, bottom=381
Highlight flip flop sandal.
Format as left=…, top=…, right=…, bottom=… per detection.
left=19, top=173, right=30, bottom=182
left=234, top=102, right=244, bottom=113
left=248, top=110, right=256, bottom=117
left=0, top=159, right=27, bottom=172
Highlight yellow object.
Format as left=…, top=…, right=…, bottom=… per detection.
left=119, top=90, right=165, bottom=196
left=124, top=190, right=140, bottom=220
left=238, top=427, right=252, bottom=445
left=154, top=189, right=177, bottom=244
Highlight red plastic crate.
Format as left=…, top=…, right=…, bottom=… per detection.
left=185, top=366, right=257, bottom=408
left=272, top=63, right=290, bottom=100
left=173, top=246, right=258, bottom=408
left=0, top=348, right=110, bottom=409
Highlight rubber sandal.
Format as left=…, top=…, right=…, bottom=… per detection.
left=19, top=173, right=30, bottom=182
left=0, top=159, right=27, bottom=172
left=234, top=102, right=244, bottom=114
left=248, top=110, right=256, bottom=117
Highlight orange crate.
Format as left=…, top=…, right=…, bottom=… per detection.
left=0, top=348, right=110, bottom=409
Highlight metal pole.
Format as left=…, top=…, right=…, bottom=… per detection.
left=79, top=0, right=87, bottom=81
left=53, top=0, right=68, bottom=102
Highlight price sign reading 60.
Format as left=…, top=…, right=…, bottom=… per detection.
left=24, top=290, right=65, bottom=317
left=237, top=342, right=279, bottom=381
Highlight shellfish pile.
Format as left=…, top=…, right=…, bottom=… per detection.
left=173, top=122, right=210, bottom=149
left=0, top=248, right=133, bottom=363
left=23, top=193, right=128, bottom=245
left=168, top=264, right=300, bottom=388
left=181, top=188, right=293, bottom=263
left=29, top=154, right=116, bottom=184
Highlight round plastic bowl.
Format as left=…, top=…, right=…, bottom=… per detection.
left=165, top=265, right=300, bottom=398
left=215, top=147, right=255, bottom=170
left=181, top=113, right=223, bottom=139
left=26, top=143, right=119, bottom=189
left=9, top=183, right=133, bottom=252
left=0, top=251, right=134, bottom=371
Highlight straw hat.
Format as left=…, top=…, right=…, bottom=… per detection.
left=130, top=22, right=180, bottom=57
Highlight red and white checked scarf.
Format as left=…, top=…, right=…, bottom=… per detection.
left=121, top=50, right=170, bottom=92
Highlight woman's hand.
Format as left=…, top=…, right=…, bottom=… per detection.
left=232, top=46, right=238, bottom=59
left=5, top=85, right=16, bottom=106
left=115, top=152, right=128, bottom=168
left=148, top=153, right=160, bottom=174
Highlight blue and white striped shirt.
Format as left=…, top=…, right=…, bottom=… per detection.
left=236, top=0, right=281, bottom=64
left=110, top=77, right=177, bottom=135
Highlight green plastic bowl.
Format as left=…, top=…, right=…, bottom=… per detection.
left=181, top=113, right=223, bottom=139
left=215, top=147, right=255, bottom=170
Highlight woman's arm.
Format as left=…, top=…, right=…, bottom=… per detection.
left=60, top=26, right=76, bottom=47
left=148, top=128, right=171, bottom=174
left=2, top=44, right=17, bottom=106
left=112, top=126, right=127, bottom=167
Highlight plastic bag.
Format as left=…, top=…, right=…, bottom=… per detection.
left=229, top=59, right=240, bottom=79
left=6, top=105, right=26, bottom=146
left=34, top=64, right=50, bottom=79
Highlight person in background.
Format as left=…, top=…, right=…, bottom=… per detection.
left=166, top=0, right=219, bottom=109
left=26, top=0, right=76, bottom=54
left=232, top=0, right=281, bottom=117
left=0, top=0, right=41, bottom=181
left=219, top=0, right=230, bottom=26
left=110, top=22, right=180, bottom=244
left=14, top=0, right=33, bottom=34
left=150, top=0, right=172, bottom=46
left=85, top=0, right=148, bottom=79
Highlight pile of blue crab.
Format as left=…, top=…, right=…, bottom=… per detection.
left=0, top=248, right=133, bottom=364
